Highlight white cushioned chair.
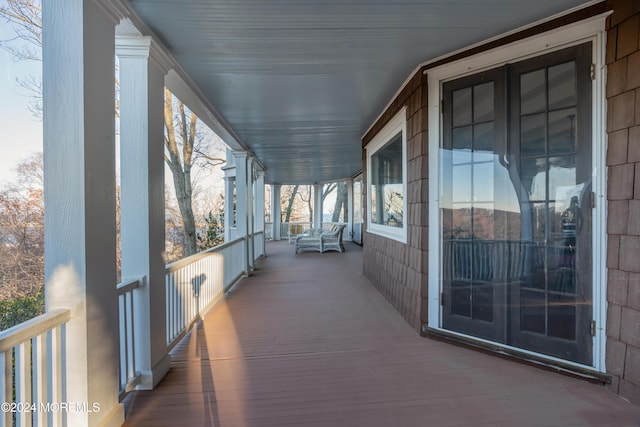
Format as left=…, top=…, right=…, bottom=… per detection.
left=320, top=224, right=346, bottom=253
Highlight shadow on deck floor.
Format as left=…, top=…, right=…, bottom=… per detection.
left=123, top=241, right=640, bottom=426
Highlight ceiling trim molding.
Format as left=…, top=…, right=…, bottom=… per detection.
left=93, top=0, right=129, bottom=25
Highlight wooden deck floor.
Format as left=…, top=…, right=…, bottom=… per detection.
left=123, top=241, right=640, bottom=426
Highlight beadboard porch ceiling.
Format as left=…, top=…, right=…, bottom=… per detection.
left=128, top=0, right=593, bottom=185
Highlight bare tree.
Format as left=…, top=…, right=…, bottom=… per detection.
left=164, top=89, right=198, bottom=256
left=0, top=153, right=44, bottom=301
left=300, top=185, right=313, bottom=222
left=164, top=89, right=225, bottom=257
left=282, top=185, right=299, bottom=223
left=330, top=181, right=348, bottom=222
left=0, top=0, right=42, bottom=117
left=279, top=183, right=340, bottom=225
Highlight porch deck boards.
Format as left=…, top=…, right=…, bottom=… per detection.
left=123, top=241, right=640, bottom=426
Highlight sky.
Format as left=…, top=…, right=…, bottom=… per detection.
left=0, top=17, right=43, bottom=184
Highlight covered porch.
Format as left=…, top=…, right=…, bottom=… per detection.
left=2, top=1, right=640, bottom=426
left=122, top=241, right=640, bottom=426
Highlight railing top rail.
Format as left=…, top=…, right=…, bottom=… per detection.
left=116, top=277, right=143, bottom=295
left=166, top=237, right=245, bottom=273
left=0, top=308, right=71, bottom=352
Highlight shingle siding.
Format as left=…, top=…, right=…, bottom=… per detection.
left=362, top=71, right=428, bottom=331
left=606, top=0, right=640, bottom=405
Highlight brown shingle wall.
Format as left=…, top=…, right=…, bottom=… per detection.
left=606, top=0, right=640, bottom=406
left=362, top=70, right=428, bottom=331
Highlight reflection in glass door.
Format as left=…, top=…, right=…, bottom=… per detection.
left=441, top=68, right=508, bottom=343
left=441, top=44, right=593, bottom=365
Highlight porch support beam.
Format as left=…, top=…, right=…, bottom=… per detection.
left=223, top=175, right=235, bottom=242
left=116, top=33, right=171, bottom=391
left=233, top=151, right=250, bottom=274
left=43, top=1, right=124, bottom=425
left=313, top=184, right=323, bottom=230
left=223, top=149, right=237, bottom=242
left=347, top=178, right=354, bottom=241
left=247, top=159, right=255, bottom=270
left=255, top=170, right=266, bottom=255
left=272, top=185, right=282, bottom=241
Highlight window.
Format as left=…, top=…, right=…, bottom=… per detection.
left=367, top=108, right=407, bottom=242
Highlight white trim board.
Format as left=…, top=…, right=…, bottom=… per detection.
left=366, top=107, right=408, bottom=244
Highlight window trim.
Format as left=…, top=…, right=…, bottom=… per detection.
left=366, top=107, right=408, bottom=243
left=426, top=15, right=608, bottom=371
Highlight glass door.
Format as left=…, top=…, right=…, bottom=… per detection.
left=507, top=44, right=593, bottom=365
left=441, top=67, right=508, bottom=343
left=441, top=43, right=593, bottom=365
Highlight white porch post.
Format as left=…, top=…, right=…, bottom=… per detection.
left=116, top=33, right=172, bottom=390
left=255, top=170, right=266, bottom=254
left=247, top=159, right=255, bottom=269
left=272, top=184, right=282, bottom=240
left=43, top=1, right=124, bottom=426
left=313, top=184, right=323, bottom=230
left=233, top=151, right=250, bottom=274
left=223, top=149, right=237, bottom=242
left=347, top=178, right=354, bottom=241
left=223, top=176, right=233, bottom=242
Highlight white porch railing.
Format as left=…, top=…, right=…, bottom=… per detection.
left=0, top=309, right=71, bottom=427
left=2, top=235, right=264, bottom=424
left=116, top=278, right=143, bottom=401
left=281, top=222, right=313, bottom=241
left=165, top=237, right=246, bottom=349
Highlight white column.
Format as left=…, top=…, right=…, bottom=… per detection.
left=347, top=179, right=354, bottom=241
left=116, top=34, right=172, bottom=391
left=247, top=159, right=255, bottom=269
left=233, top=152, right=250, bottom=274
left=313, top=184, right=323, bottom=230
left=223, top=176, right=232, bottom=241
left=272, top=184, right=282, bottom=241
left=223, top=148, right=238, bottom=241
left=255, top=170, right=266, bottom=255
left=43, top=1, right=124, bottom=426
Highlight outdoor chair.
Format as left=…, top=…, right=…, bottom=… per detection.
left=294, top=224, right=346, bottom=254
left=320, top=224, right=346, bottom=253
left=294, top=228, right=323, bottom=253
